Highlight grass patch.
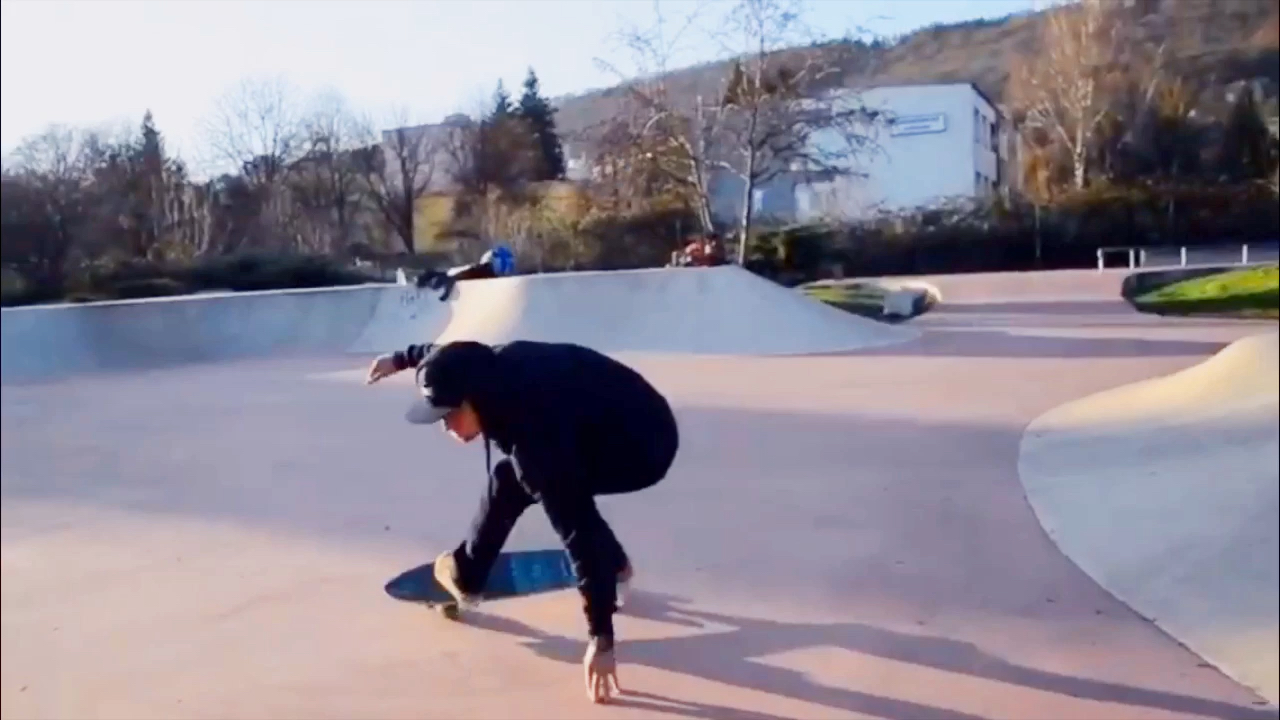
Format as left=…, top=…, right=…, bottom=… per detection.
left=803, top=283, right=886, bottom=308
left=802, top=283, right=886, bottom=319
left=1133, top=264, right=1279, bottom=319
left=801, top=281, right=926, bottom=323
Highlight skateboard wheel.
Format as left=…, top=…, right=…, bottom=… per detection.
left=438, top=603, right=461, bottom=620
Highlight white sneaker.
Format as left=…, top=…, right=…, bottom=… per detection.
left=434, top=552, right=479, bottom=608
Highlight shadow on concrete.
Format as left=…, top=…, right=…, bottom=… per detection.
left=463, top=594, right=984, bottom=720
left=4, top=358, right=1273, bottom=713
left=0, top=375, right=1240, bottom=625
left=856, top=327, right=1232, bottom=359
left=929, top=300, right=1140, bottom=317
left=459, top=591, right=1275, bottom=720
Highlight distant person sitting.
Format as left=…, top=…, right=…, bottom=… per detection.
left=675, top=234, right=727, bottom=268
left=702, top=234, right=727, bottom=266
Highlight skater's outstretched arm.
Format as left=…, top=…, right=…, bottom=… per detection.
left=391, top=343, right=432, bottom=370
left=447, top=261, right=497, bottom=281
left=364, top=343, right=433, bottom=384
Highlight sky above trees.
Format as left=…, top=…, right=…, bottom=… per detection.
left=0, top=0, right=1035, bottom=160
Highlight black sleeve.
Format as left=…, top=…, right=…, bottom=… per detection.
left=447, top=262, right=496, bottom=281
left=514, top=431, right=618, bottom=640
left=392, top=343, right=431, bottom=371
left=453, top=459, right=536, bottom=594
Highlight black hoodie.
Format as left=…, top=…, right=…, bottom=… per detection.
left=398, top=340, right=679, bottom=639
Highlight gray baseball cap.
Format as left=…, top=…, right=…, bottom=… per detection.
left=403, top=341, right=494, bottom=425
left=404, top=387, right=457, bottom=425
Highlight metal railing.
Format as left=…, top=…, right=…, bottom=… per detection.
left=1095, top=242, right=1279, bottom=270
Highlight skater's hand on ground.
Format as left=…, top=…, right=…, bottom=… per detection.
left=583, top=637, right=620, bottom=703
left=365, top=354, right=401, bottom=384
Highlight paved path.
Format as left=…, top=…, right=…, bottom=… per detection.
left=2, top=269, right=1276, bottom=719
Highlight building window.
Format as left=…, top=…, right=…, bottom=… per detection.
left=974, top=109, right=982, bottom=145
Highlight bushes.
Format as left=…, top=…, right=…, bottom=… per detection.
left=2, top=251, right=381, bottom=307
left=743, top=181, right=1280, bottom=284
left=5, top=181, right=1275, bottom=306
left=579, top=207, right=697, bottom=270
left=1127, top=263, right=1280, bottom=318
left=181, top=252, right=373, bottom=292
left=746, top=224, right=831, bottom=283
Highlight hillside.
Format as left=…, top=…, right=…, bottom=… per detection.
left=551, top=0, right=1279, bottom=145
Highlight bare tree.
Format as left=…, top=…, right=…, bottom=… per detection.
left=1006, top=0, right=1154, bottom=190
left=292, top=91, right=375, bottom=251
left=711, top=0, right=881, bottom=263
left=3, top=126, right=97, bottom=284
left=361, top=108, right=441, bottom=253
left=199, top=75, right=305, bottom=248
left=598, top=0, right=880, bottom=262
left=589, top=110, right=703, bottom=219
left=593, top=0, right=721, bottom=233
left=201, top=75, right=303, bottom=184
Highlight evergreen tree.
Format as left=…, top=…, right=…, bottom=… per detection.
left=138, top=111, right=163, bottom=171
left=490, top=80, right=514, bottom=121
left=516, top=67, right=566, bottom=181
left=1217, top=85, right=1271, bottom=181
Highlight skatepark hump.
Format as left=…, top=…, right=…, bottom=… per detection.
left=430, top=265, right=916, bottom=354
left=0, top=265, right=914, bottom=382
left=1019, top=330, right=1280, bottom=704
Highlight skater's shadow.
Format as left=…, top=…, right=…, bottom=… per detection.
left=462, top=591, right=1274, bottom=720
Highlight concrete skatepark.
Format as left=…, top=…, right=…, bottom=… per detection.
left=2, top=264, right=1277, bottom=719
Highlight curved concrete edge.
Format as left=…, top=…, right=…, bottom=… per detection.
left=876, top=269, right=1131, bottom=304
left=881, top=281, right=943, bottom=319
left=0, top=283, right=446, bottom=383
left=1017, top=331, right=1280, bottom=707
left=433, top=265, right=920, bottom=355
left=2, top=267, right=919, bottom=384
left=1122, top=262, right=1279, bottom=302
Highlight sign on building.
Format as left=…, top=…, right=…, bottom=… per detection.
left=889, top=113, right=947, bottom=137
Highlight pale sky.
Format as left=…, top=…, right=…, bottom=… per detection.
left=2, top=0, right=1034, bottom=169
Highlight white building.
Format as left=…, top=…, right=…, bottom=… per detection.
left=378, top=116, right=470, bottom=194
left=387, top=82, right=1009, bottom=229
left=709, top=82, right=1008, bottom=226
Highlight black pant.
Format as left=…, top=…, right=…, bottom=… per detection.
left=454, top=437, right=676, bottom=593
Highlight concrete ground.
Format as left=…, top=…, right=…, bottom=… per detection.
left=2, top=268, right=1277, bottom=719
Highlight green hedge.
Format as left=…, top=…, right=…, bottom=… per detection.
left=742, top=182, right=1279, bottom=283
left=2, top=252, right=380, bottom=307
left=1128, top=264, right=1279, bottom=319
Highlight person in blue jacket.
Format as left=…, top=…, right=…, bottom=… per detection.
left=365, top=339, right=679, bottom=703
left=417, top=244, right=517, bottom=299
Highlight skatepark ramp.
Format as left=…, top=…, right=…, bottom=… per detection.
left=0, top=284, right=448, bottom=383
left=894, top=268, right=1132, bottom=305
left=1, top=266, right=913, bottom=382
left=432, top=265, right=916, bottom=354
left=1018, top=330, right=1280, bottom=704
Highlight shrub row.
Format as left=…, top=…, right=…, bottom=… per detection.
left=2, top=252, right=381, bottom=307
left=744, top=181, right=1280, bottom=283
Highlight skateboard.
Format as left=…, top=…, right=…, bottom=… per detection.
left=384, top=548, right=577, bottom=620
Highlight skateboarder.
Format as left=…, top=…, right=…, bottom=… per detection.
left=365, top=339, right=679, bottom=703
left=416, top=245, right=517, bottom=300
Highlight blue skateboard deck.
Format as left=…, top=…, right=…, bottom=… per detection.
left=385, top=549, right=577, bottom=619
